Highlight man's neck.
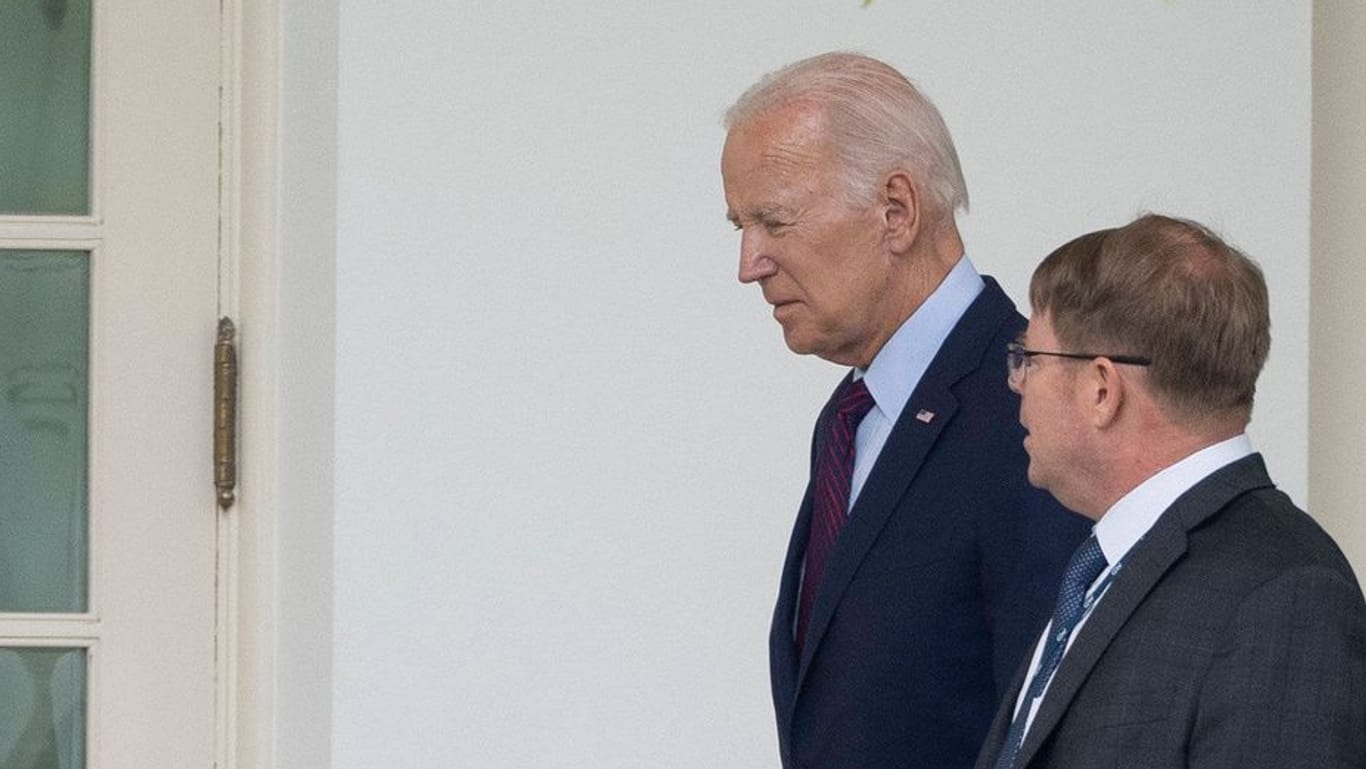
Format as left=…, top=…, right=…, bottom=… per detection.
left=880, top=224, right=966, bottom=350
left=1089, top=422, right=1247, bottom=518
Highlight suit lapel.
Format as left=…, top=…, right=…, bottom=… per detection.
left=1008, top=516, right=1189, bottom=767
left=1007, top=454, right=1275, bottom=768
left=794, top=281, right=1017, bottom=691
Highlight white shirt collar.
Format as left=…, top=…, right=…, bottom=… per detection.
left=1093, top=434, right=1255, bottom=566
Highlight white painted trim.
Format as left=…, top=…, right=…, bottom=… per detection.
left=0, top=218, right=102, bottom=239
left=217, top=0, right=242, bottom=764
left=88, top=0, right=104, bottom=226
left=218, top=0, right=282, bottom=767
left=0, top=611, right=100, bottom=640
left=0, top=237, right=101, bottom=249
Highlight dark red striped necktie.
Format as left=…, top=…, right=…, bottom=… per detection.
left=796, top=377, right=876, bottom=653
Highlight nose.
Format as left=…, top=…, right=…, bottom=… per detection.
left=737, top=229, right=777, bottom=284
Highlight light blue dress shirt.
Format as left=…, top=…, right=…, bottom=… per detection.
left=795, top=256, right=985, bottom=635
left=848, top=255, right=985, bottom=507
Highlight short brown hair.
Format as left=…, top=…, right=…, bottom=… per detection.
left=1030, top=214, right=1270, bottom=424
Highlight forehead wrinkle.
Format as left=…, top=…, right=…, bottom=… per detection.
left=760, top=139, right=822, bottom=176
left=744, top=147, right=825, bottom=221
left=723, top=104, right=835, bottom=225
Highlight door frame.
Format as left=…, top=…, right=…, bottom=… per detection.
left=219, top=0, right=283, bottom=767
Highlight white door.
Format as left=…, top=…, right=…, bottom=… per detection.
left=0, top=0, right=224, bottom=766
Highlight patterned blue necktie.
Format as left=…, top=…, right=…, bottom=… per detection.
left=992, top=534, right=1109, bottom=769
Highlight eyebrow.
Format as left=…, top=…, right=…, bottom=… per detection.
left=728, top=205, right=796, bottom=227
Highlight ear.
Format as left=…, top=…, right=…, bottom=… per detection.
left=881, top=170, right=921, bottom=254
left=1085, top=358, right=1125, bottom=429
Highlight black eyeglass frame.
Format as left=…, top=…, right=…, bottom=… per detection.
left=1006, top=341, right=1152, bottom=373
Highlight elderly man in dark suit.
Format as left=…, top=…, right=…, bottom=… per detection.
left=720, top=52, right=1089, bottom=769
left=976, top=214, right=1366, bottom=769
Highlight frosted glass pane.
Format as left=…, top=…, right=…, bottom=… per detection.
left=0, top=0, right=92, bottom=215
left=0, top=251, right=89, bottom=613
left=0, top=648, right=86, bottom=769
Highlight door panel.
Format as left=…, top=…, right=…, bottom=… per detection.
left=0, top=0, right=222, bottom=767
left=0, top=0, right=92, bottom=215
left=0, top=249, right=89, bottom=616
left=0, top=647, right=85, bottom=768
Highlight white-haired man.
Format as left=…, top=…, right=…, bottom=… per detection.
left=721, top=52, right=1088, bottom=769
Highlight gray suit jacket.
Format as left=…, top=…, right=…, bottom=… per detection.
left=974, top=454, right=1366, bottom=769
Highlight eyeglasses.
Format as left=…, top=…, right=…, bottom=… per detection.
left=1006, top=341, right=1152, bottom=390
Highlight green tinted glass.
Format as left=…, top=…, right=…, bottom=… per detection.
left=0, top=647, right=87, bottom=768
left=0, top=0, right=93, bottom=215
left=0, top=250, right=89, bottom=613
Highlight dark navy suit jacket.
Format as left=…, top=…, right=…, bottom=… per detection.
left=771, top=278, right=1089, bottom=769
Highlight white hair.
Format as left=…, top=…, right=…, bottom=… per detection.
left=724, top=52, right=969, bottom=217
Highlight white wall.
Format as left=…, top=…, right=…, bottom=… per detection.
left=305, top=2, right=1311, bottom=767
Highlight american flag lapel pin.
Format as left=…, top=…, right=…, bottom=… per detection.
left=915, top=409, right=935, bottom=423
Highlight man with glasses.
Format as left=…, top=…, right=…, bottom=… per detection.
left=976, top=214, right=1366, bottom=769
left=721, top=52, right=1088, bottom=769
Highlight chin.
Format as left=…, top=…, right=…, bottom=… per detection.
left=1025, top=462, right=1051, bottom=492
left=781, top=328, right=856, bottom=366
left=780, top=328, right=818, bottom=357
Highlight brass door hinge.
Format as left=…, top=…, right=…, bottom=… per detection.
left=215, top=317, right=238, bottom=510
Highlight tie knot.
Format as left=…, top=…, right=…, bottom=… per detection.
left=837, top=378, right=876, bottom=421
